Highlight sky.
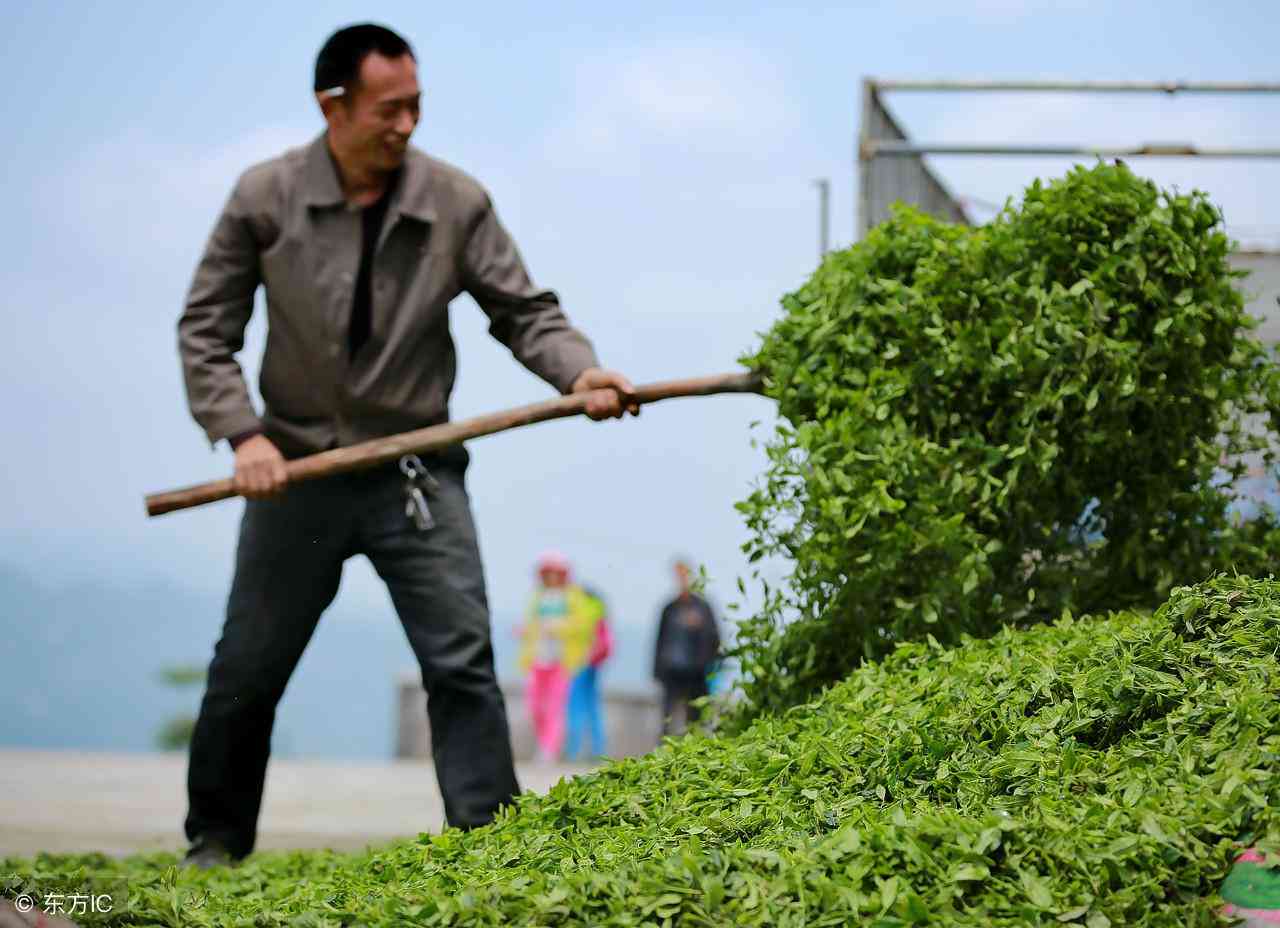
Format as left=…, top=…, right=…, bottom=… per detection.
left=3, top=0, right=1280, bottom=755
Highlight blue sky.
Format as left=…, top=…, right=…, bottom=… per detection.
left=3, top=0, right=1279, bottom=752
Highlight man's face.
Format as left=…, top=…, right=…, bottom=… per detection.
left=675, top=563, right=691, bottom=591
left=326, top=52, right=420, bottom=171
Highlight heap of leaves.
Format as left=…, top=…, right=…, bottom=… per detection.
left=733, top=161, right=1280, bottom=719
left=7, top=575, right=1280, bottom=926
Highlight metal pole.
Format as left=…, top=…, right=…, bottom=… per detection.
left=857, top=78, right=875, bottom=240
left=871, top=79, right=1280, bottom=94
left=862, top=141, right=1280, bottom=159
left=814, top=178, right=830, bottom=259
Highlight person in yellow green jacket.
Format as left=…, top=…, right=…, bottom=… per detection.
left=564, top=586, right=612, bottom=761
left=518, top=551, right=601, bottom=762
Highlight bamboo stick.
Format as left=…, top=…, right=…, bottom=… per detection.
left=145, top=371, right=765, bottom=517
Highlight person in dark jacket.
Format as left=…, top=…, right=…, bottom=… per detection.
left=652, top=559, right=720, bottom=736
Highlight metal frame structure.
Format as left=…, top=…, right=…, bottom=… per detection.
left=857, top=79, right=1280, bottom=239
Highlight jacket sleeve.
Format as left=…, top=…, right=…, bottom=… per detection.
left=177, top=172, right=264, bottom=448
left=590, top=617, right=614, bottom=666
left=708, top=614, right=722, bottom=664
left=518, top=594, right=537, bottom=672
left=461, top=193, right=599, bottom=395
left=653, top=605, right=671, bottom=680
left=702, top=599, right=722, bottom=665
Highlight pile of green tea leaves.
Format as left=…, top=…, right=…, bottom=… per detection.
left=733, top=161, right=1280, bottom=720
left=7, top=574, right=1280, bottom=926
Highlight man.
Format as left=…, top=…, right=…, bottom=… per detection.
left=177, top=23, right=637, bottom=869
left=652, top=559, right=721, bottom=737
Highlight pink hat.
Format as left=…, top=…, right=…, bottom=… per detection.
left=536, top=549, right=571, bottom=574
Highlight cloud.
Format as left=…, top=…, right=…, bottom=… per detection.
left=921, top=0, right=1100, bottom=23
left=505, top=38, right=819, bottom=318
left=51, top=123, right=315, bottom=273
left=542, top=39, right=795, bottom=164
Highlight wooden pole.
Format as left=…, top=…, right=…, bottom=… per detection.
left=145, top=370, right=765, bottom=517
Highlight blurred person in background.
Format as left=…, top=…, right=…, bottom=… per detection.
left=653, top=558, right=721, bottom=736
left=563, top=586, right=613, bottom=761
left=519, top=551, right=601, bottom=763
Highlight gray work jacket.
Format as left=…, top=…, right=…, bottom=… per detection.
left=178, top=132, right=598, bottom=458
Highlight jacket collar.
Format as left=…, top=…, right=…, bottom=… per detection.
left=302, top=132, right=437, bottom=224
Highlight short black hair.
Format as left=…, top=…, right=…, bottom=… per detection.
left=314, top=24, right=415, bottom=94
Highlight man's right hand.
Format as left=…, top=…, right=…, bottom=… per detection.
left=233, top=434, right=289, bottom=499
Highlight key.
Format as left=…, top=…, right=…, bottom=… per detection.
left=404, top=483, right=435, bottom=531
left=399, top=454, right=441, bottom=494
left=419, top=468, right=441, bottom=495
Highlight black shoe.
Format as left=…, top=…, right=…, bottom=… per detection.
left=183, top=837, right=235, bottom=871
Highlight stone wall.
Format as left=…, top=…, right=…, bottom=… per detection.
left=1233, top=251, right=1280, bottom=344
left=396, top=676, right=664, bottom=761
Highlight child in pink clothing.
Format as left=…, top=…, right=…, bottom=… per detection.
left=525, top=663, right=569, bottom=762
left=521, top=551, right=572, bottom=763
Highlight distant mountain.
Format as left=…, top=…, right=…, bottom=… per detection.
left=0, top=562, right=656, bottom=760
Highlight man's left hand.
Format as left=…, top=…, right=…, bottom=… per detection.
left=571, top=367, right=641, bottom=420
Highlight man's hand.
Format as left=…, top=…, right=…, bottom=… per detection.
left=570, top=367, right=640, bottom=420
left=233, top=434, right=290, bottom=499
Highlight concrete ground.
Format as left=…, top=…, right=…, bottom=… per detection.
left=0, top=749, right=596, bottom=860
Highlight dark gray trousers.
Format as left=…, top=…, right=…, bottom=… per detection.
left=184, top=450, right=519, bottom=858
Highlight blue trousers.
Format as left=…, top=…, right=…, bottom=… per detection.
left=564, top=665, right=606, bottom=759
